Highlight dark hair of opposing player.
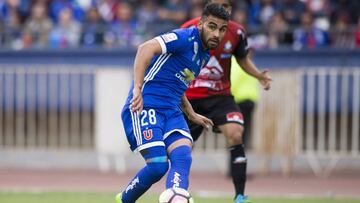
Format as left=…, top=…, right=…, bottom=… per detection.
left=204, top=0, right=232, bottom=5
left=201, top=3, right=230, bottom=22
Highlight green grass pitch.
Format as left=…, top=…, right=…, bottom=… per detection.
left=0, top=192, right=360, bottom=203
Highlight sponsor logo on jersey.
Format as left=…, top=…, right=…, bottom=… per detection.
left=162, top=33, right=178, bottom=43
left=226, top=112, right=244, bottom=124
left=224, top=41, right=232, bottom=52
left=175, top=68, right=195, bottom=86
left=125, top=177, right=139, bottom=193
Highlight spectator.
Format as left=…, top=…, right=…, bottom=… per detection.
left=136, top=0, right=159, bottom=26
left=95, top=0, right=118, bottom=23
left=277, top=0, right=306, bottom=25
left=268, top=12, right=291, bottom=49
left=355, top=17, right=360, bottom=48
left=23, top=2, right=53, bottom=48
left=136, top=0, right=159, bottom=39
left=305, top=0, right=330, bottom=17
left=104, top=2, right=142, bottom=48
left=49, top=0, right=85, bottom=22
left=330, top=0, right=360, bottom=24
left=258, top=0, right=276, bottom=25
left=80, top=7, right=105, bottom=46
left=232, top=8, right=247, bottom=25
left=1, top=0, right=30, bottom=22
left=158, top=0, right=187, bottom=26
left=189, top=4, right=202, bottom=20
left=2, top=10, right=23, bottom=49
left=0, top=15, right=4, bottom=45
left=331, top=12, right=354, bottom=48
left=293, top=12, right=329, bottom=50
left=49, top=7, right=81, bottom=48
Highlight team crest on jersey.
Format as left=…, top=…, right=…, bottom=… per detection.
left=226, top=112, right=244, bottom=124
left=143, top=129, right=153, bottom=140
left=224, top=41, right=232, bottom=52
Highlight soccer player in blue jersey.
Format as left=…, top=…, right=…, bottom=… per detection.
left=115, top=4, right=230, bottom=203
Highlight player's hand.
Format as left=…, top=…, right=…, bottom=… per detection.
left=188, top=113, right=214, bottom=130
left=130, top=86, right=143, bottom=115
left=258, top=69, right=272, bottom=91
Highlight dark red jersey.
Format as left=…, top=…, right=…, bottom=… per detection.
left=181, top=17, right=249, bottom=99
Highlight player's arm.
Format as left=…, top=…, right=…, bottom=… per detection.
left=130, top=39, right=163, bottom=113
left=181, top=94, right=213, bottom=129
left=234, top=28, right=272, bottom=90
left=236, top=56, right=272, bottom=90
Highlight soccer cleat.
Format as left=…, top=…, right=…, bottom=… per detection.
left=234, top=194, right=252, bottom=203
left=115, top=192, right=123, bottom=203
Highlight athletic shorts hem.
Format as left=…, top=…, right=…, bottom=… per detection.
left=163, top=129, right=193, bottom=142
left=133, top=141, right=165, bottom=153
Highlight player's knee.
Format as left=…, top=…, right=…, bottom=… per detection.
left=226, top=125, right=244, bottom=145
left=147, top=162, right=169, bottom=180
left=169, top=146, right=192, bottom=168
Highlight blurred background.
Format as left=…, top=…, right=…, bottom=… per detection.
left=0, top=0, right=360, bottom=200
left=0, top=0, right=359, bottom=50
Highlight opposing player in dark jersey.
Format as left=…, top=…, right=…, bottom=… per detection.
left=115, top=4, right=230, bottom=203
left=181, top=1, right=272, bottom=203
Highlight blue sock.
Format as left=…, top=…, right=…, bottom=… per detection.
left=122, top=147, right=169, bottom=203
left=166, top=145, right=192, bottom=189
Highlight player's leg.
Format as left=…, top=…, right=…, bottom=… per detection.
left=185, top=116, right=204, bottom=142
left=163, top=109, right=194, bottom=190
left=211, top=96, right=250, bottom=202
left=218, top=123, right=247, bottom=194
left=237, top=100, right=255, bottom=147
left=164, top=133, right=193, bottom=189
left=118, top=108, right=168, bottom=203
left=120, top=146, right=169, bottom=203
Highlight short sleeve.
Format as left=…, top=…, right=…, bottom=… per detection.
left=155, top=29, right=189, bottom=54
left=234, top=28, right=249, bottom=59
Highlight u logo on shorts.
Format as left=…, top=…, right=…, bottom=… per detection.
left=143, top=129, right=153, bottom=140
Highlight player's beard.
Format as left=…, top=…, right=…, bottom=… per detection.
left=200, top=29, right=210, bottom=50
left=200, top=28, right=219, bottom=50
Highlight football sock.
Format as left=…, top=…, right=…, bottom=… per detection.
left=121, top=147, right=169, bottom=203
left=229, top=144, right=247, bottom=196
left=166, top=145, right=192, bottom=189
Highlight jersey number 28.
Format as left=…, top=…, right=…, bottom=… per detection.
left=141, top=109, right=157, bottom=126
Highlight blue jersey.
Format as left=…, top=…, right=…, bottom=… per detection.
left=125, top=27, right=210, bottom=108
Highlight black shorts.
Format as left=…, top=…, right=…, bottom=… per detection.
left=185, top=95, right=244, bottom=141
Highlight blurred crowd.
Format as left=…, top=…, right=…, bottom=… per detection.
left=0, top=0, right=359, bottom=50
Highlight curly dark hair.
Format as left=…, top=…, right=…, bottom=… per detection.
left=201, top=3, right=230, bottom=21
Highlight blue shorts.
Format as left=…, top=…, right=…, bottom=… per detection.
left=121, top=106, right=192, bottom=152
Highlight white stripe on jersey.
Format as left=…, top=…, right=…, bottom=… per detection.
left=142, top=53, right=172, bottom=91
left=144, top=54, right=167, bottom=82
left=130, top=110, right=142, bottom=146
left=147, top=53, right=171, bottom=81
left=155, top=36, right=167, bottom=54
